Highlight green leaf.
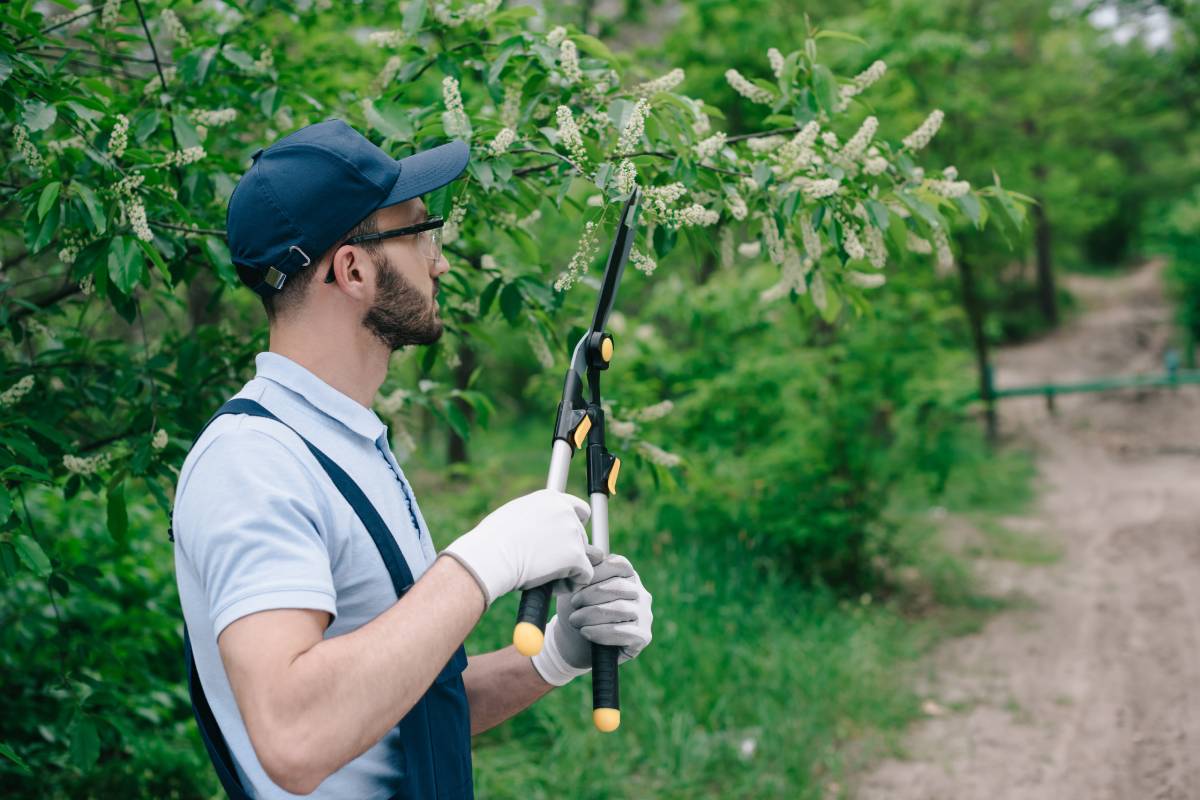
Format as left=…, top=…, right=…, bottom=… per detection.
left=499, top=282, right=523, bottom=324
left=258, top=86, right=279, bottom=118
left=0, top=743, right=31, bottom=775
left=813, top=30, right=868, bottom=45
left=107, top=237, right=143, bottom=295
left=0, top=53, right=12, bottom=85
left=573, top=34, right=615, bottom=63
left=444, top=402, right=471, bottom=441
left=403, top=0, right=427, bottom=34
left=14, top=535, right=51, bottom=577
left=138, top=239, right=171, bottom=287
left=811, top=65, right=838, bottom=115
left=478, top=277, right=503, bottom=317
left=178, top=47, right=216, bottom=86
left=38, top=182, right=61, bottom=222
left=363, top=100, right=414, bottom=141
left=0, top=485, right=9, bottom=523
left=425, top=184, right=453, bottom=218
left=32, top=200, right=61, bottom=253
left=22, top=99, right=57, bottom=132
left=866, top=199, right=890, bottom=231
left=107, top=482, right=128, bottom=545
left=221, top=45, right=257, bottom=72
left=75, top=183, right=106, bottom=234
left=203, top=236, right=238, bottom=288
left=172, top=114, right=202, bottom=150
left=70, top=717, right=100, bottom=773
left=955, top=192, right=983, bottom=228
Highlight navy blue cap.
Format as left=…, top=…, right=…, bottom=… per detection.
left=226, top=119, right=470, bottom=298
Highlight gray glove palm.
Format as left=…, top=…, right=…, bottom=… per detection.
left=531, top=545, right=654, bottom=686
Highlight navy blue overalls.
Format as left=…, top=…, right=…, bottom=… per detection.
left=179, top=398, right=474, bottom=799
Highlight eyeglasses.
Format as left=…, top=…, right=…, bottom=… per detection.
left=323, top=216, right=445, bottom=284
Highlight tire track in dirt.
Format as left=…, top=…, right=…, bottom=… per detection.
left=854, top=261, right=1200, bottom=800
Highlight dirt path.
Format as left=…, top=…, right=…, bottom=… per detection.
left=855, top=260, right=1200, bottom=800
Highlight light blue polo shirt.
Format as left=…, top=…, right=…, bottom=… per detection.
left=173, top=352, right=440, bottom=799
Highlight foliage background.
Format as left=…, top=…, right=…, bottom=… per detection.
left=1, top=0, right=1194, bottom=797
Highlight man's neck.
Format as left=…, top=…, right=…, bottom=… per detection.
left=268, top=321, right=390, bottom=409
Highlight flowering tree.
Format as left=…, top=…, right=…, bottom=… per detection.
left=0, top=0, right=1023, bottom=790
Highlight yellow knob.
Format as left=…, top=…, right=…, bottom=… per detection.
left=607, top=457, right=621, bottom=495
left=513, top=622, right=544, bottom=656
left=593, top=708, right=620, bottom=732
left=600, top=337, right=614, bottom=363
left=572, top=414, right=592, bottom=449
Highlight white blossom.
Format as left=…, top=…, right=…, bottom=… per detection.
left=738, top=241, right=761, bottom=259
left=802, top=178, right=839, bottom=200
left=630, top=247, right=657, bottom=276
left=685, top=96, right=710, bottom=136
left=114, top=172, right=145, bottom=196
left=126, top=197, right=154, bottom=242
left=500, top=84, right=522, bottom=128
left=933, top=226, right=954, bottom=273
left=0, top=376, right=34, bottom=408
left=160, top=8, right=190, bottom=46
left=152, top=429, right=169, bottom=450
left=821, top=131, right=839, bottom=149
left=431, top=0, right=502, bottom=27
left=377, top=387, right=412, bottom=416
left=924, top=178, right=971, bottom=198
left=634, top=400, right=674, bottom=421
left=555, top=220, right=599, bottom=291
left=838, top=60, right=886, bottom=110
left=555, top=105, right=588, bottom=165
left=840, top=216, right=866, bottom=260
left=101, top=0, right=121, bottom=28
left=14, top=124, right=43, bottom=172
left=615, top=98, right=650, bottom=157
left=810, top=270, right=828, bottom=311
left=725, top=69, right=773, bottom=105
left=695, top=132, right=726, bottom=160
left=720, top=226, right=734, bottom=269
left=863, top=152, right=889, bottom=176
left=636, top=441, right=682, bottom=468
left=254, top=46, right=274, bottom=73
left=442, top=203, right=467, bottom=244
left=864, top=224, right=887, bottom=268
left=903, top=109, right=945, bottom=151
left=800, top=214, right=822, bottom=260
left=747, top=135, right=785, bottom=153
left=163, top=146, right=206, bottom=166
left=726, top=191, right=748, bottom=221
left=442, top=76, right=472, bottom=141
left=546, top=25, right=568, bottom=47
left=767, top=48, right=785, bottom=79
left=839, top=116, right=878, bottom=163
left=635, top=68, right=685, bottom=96
left=906, top=231, right=933, bottom=254
left=368, top=29, right=406, bottom=48
left=488, top=127, right=516, bottom=156
left=559, top=39, right=582, bottom=85
left=80, top=275, right=95, bottom=296
left=528, top=331, right=555, bottom=369
left=63, top=452, right=112, bottom=475
left=762, top=216, right=785, bottom=265
left=848, top=270, right=886, bottom=288
left=613, top=159, right=637, bottom=195
left=190, top=108, right=237, bottom=127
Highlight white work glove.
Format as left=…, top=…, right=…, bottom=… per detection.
left=440, top=489, right=594, bottom=608
left=532, top=545, right=654, bottom=687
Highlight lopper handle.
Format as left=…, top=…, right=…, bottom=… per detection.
left=513, top=583, right=554, bottom=656
left=592, top=642, right=621, bottom=732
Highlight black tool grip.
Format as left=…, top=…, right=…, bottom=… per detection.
left=512, top=583, right=554, bottom=656
left=591, top=642, right=621, bottom=732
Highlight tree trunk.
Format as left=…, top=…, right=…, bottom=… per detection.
left=1032, top=183, right=1057, bottom=326
left=957, top=245, right=997, bottom=441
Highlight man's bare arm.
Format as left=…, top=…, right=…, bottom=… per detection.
left=462, top=646, right=555, bottom=735
left=218, top=555, right=484, bottom=795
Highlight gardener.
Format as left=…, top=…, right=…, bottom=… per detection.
left=171, top=119, right=654, bottom=799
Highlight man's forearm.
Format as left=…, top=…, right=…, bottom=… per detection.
left=462, top=645, right=556, bottom=734
left=260, top=555, right=484, bottom=790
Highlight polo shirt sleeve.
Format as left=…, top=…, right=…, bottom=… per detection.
left=175, top=426, right=338, bottom=637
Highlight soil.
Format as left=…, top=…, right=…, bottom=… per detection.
left=854, top=260, right=1200, bottom=800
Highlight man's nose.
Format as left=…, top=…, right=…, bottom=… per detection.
left=433, top=251, right=451, bottom=279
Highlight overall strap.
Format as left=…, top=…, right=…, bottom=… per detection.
left=184, top=397, right=418, bottom=799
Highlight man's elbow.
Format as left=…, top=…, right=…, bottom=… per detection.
left=255, top=726, right=330, bottom=796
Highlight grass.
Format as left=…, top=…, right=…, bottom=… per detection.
left=402, top=414, right=1039, bottom=798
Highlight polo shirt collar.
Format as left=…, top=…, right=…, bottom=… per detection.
left=255, top=351, right=387, bottom=442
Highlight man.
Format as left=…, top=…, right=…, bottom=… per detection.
left=172, top=119, right=654, bottom=799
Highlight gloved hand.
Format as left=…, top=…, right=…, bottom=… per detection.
left=532, top=545, right=654, bottom=687
left=440, top=489, right=594, bottom=608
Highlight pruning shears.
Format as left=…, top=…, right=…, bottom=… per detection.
left=512, top=187, right=642, bottom=733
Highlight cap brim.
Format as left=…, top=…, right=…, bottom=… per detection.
left=380, top=140, right=471, bottom=208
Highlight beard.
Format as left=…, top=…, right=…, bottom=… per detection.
left=362, top=252, right=442, bottom=351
